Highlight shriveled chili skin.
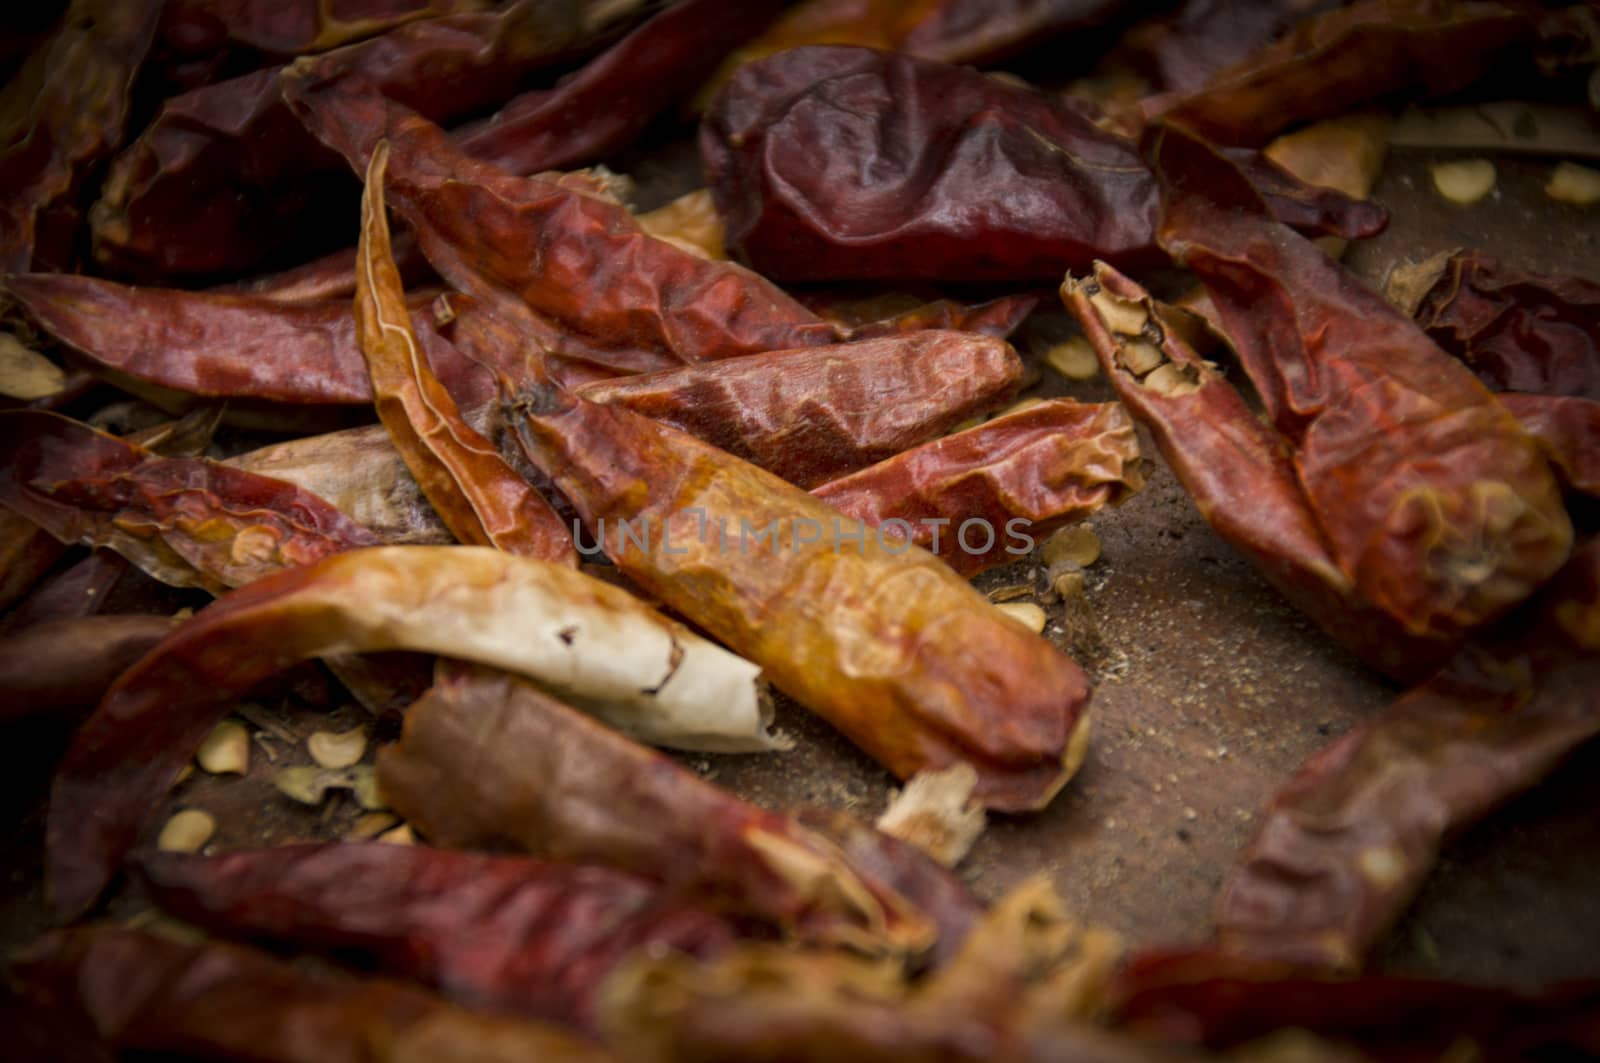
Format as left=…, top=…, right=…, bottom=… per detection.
left=507, top=386, right=1093, bottom=811
left=1115, top=0, right=1348, bottom=95
left=814, top=400, right=1143, bottom=577
left=155, top=0, right=487, bottom=71
left=0, top=615, right=172, bottom=721
left=1412, top=250, right=1600, bottom=399
left=841, top=294, right=1039, bottom=341
left=454, top=0, right=788, bottom=176
left=210, top=229, right=433, bottom=304
left=0, top=509, right=70, bottom=613
left=135, top=843, right=734, bottom=1031
left=1109, top=948, right=1600, bottom=1057
left=5, top=273, right=512, bottom=408
left=1154, top=129, right=1572, bottom=645
left=701, top=46, right=1385, bottom=285
left=1214, top=540, right=1600, bottom=971
left=355, top=143, right=574, bottom=564
left=4, top=548, right=127, bottom=629
left=378, top=663, right=939, bottom=957
left=1064, top=262, right=1451, bottom=682
left=90, top=0, right=592, bottom=280
left=287, top=81, right=845, bottom=373
left=575, top=332, right=1022, bottom=489
left=11, top=926, right=617, bottom=1063
left=0, top=411, right=381, bottom=595
left=1499, top=392, right=1600, bottom=499
left=0, top=0, right=161, bottom=272
left=1138, top=0, right=1534, bottom=145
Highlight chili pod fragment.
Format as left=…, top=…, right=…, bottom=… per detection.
left=135, top=842, right=735, bottom=1030
left=574, top=331, right=1023, bottom=489
left=0, top=615, right=173, bottom=723
left=506, top=386, right=1093, bottom=811
left=813, top=399, right=1143, bottom=577
left=10, top=926, right=616, bottom=1062
left=356, top=142, right=574, bottom=564
left=0, top=410, right=381, bottom=594
left=1498, top=392, right=1600, bottom=499
left=45, top=545, right=774, bottom=919
left=378, top=662, right=937, bottom=957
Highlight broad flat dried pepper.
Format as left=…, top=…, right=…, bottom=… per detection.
left=135, top=842, right=734, bottom=1030
left=378, top=662, right=939, bottom=957
left=1214, top=539, right=1600, bottom=971
left=46, top=544, right=772, bottom=918
left=1137, top=0, right=1537, bottom=145
left=1499, top=392, right=1600, bottom=498
left=0, top=410, right=380, bottom=595
left=701, top=46, right=1386, bottom=285
left=452, top=0, right=788, bottom=176
left=574, top=331, right=1023, bottom=489
left=0, top=0, right=161, bottom=272
left=211, top=228, right=433, bottom=303
left=356, top=142, right=574, bottom=563
left=1406, top=249, right=1600, bottom=399
left=91, top=0, right=594, bottom=279
left=814, top=400, right=1143, bottom=577
left=285, top=80, right=846, bottom=374
left=11, top=926, right=615, bottom=1062
left=6, top=272, right=514, bottom=408
left=505, top=382, right=1093, bottom=811
left=0, top=614, right=172, bottom=722
left=1114, top=0, right=1348, bottom=95
left=3, top=547, right=127, bottom=629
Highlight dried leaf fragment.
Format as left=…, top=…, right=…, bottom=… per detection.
left=0, top=333, right=66, bottom=400
left=876, top=764, right=985, bottom=867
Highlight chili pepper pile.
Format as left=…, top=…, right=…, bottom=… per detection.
left=2, top=0, right=1599, bottom=1059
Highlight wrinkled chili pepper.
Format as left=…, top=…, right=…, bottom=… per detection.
left=1114, top=0, right=1348, bottom=95
left=135, top=842, right=735, bottom=1030
left=452, top=0, right=787, bottom=176
left=46, top=545, right=773, bottom=918
left=0, top=410, right=381, bottom=595
left=1214, top=539, right=1600, bottom=971
left=90, top=0, right=594, bottom=280
left=378, top=661, right=939, bottom=957
left=5, top=272, right=516, bottom=408
left=838, top=294, right=1040, bottom=342
left=0, top=614, right=172, bottom=722
left=0, top=0, right=161, bottom=272
left=356, top=143, right=574, bottom=564
left=814, top=399, right=1143, bottom=577
left=701, top=46, right=1386, bottom=285
left=0, top=509, right=70, bottom=612
left=210, top=228, right=434, bottom=304
left=10, top=926, right=616, bottom=1062
left=1110, top=949, right=1600, bottom=1059
left=574, top=331, right=1023, bottom=489
left=3, top=548, right=127, bottom=630
left=1408, top=249, right=1600, bottom=399
left=1136, top=0, right=1537, bottom=145
left=1499, top=392, right=1600, bottom=499
left=505, top=382, right=1093, bottom=812
left=285, top=80, right=846, bottom=375
left=1065, top=130, right=1570, bottom=679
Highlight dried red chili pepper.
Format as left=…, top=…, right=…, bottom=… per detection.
left=1136, top=0, right=1537, bottom=145
left=701, top=46, right=1386, bottom=285
left=46, top=545, right=773, bottom=918
left=0, top=509, right=70, bottom=613
left=452, top=0, right=788, bottom=176
left=90, top=0, right=593, bottom=279
left=135, top=842, right=735, bottom=1030
left=356, top=143, right=574, bottom=564
left=574, top=331, right=1022, bottom=489
left=0, top=0, right=161, bottom=272
left=286, top=81, right=846, bottom=374
left=5, top=273, right=514, bottom=409
left=1114, top=0, right=1348, bottom=95
left=0, top=614, right=172, bottom=722
left=505, top=382, right=1093, bottom=812
left=378, top=663, right=940, bottom=957
left=1214, top=539, right=1600, bottom=971
left=3, top=548, right=127, bottom=630
left=840, top=294, right=1039, bottom=342
left=1110, top=948, right=1600, bottom=1059
left=11, top=926, right=616, bottom=1062
left=156, top=0, right=487, bottom=69
left=1405, top=250, right=1600, bottom=400
left=210, top=228, right=434, bottom=304
left=1499, top=392, right=1600, bottom=499
left=814, top=399, right=1143, bottom=577
left=0, top=410, right=381, bottom=595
